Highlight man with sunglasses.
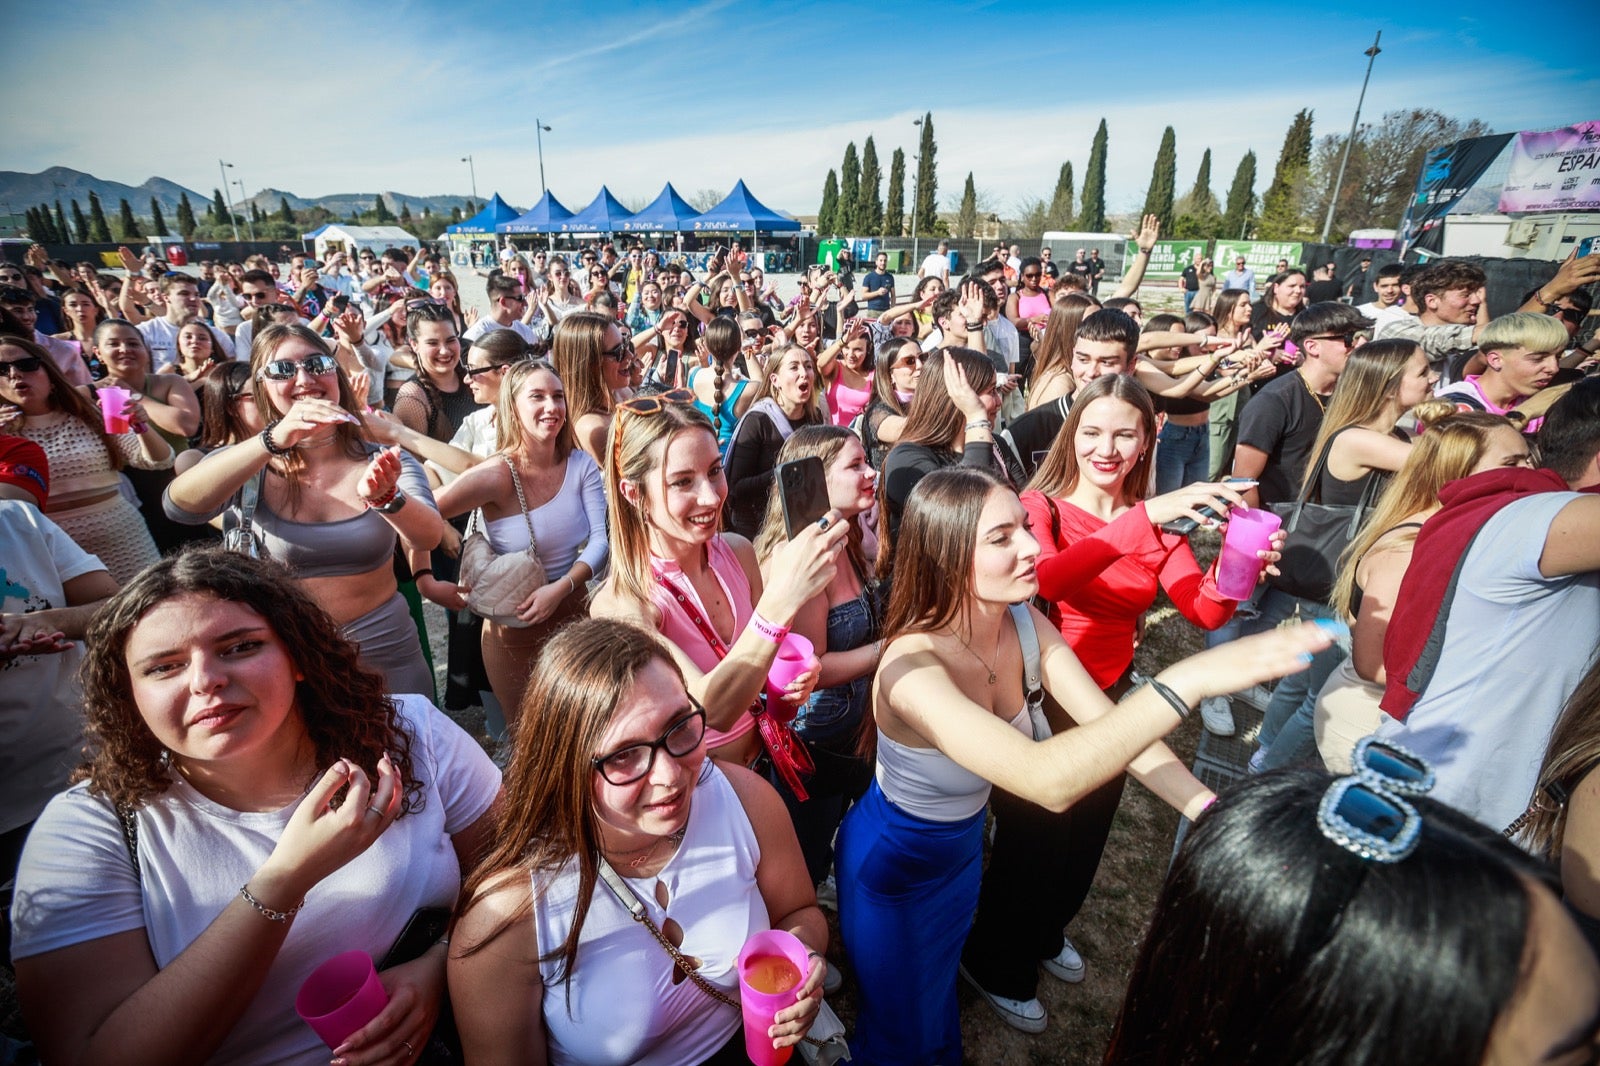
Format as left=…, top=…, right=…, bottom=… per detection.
left=231, top=270, right=302, bottom=359
left=462, top=273, right=546, bottom=345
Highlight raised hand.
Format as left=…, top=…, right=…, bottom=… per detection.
left=762, top=509, right=851, bottom=622
left=254, top=755, right=402, bottom=903
left=274, top=396, right=361, bottom=447
left=358, top=446, right=404, bottom=506
left=333, top=309, right=367, bottom=344
left=1133, top=214, right=1161, bottom=253
left=941, top=355, right=985, bottom=421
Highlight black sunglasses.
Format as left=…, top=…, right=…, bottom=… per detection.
left=460, top=362, right=502, bottom=378
left=601, top=340, right=634, bottom=362
left=0, top=354, right=44, bottom=376
left=1548, top=306, right=1583, bottom=324
left=1310, top=332, right=1359, bottom=347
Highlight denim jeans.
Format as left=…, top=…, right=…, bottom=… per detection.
left=1255, top=590, right=1348, bottom=770
left=1155, top=421, right=1210, bottom=495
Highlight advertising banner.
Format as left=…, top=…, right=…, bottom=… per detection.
left=1212, top=240, right=1304, bottom=278
left=1121, top=240, right=1208, bottom=279
left=1499, top=121, right=1600, bottom=214
left=1397, top=133, right=1515, bottom=254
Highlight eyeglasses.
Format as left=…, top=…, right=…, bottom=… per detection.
left=1022, top=271, right=1041, bottom=280
left=241, top=291, right=275, bottom=302
left=504, top=293, right=528, bottom=304
left=460, top=362, right=503, bottom=378
left=1310, top=332, right=1359, bottom=347
left=258, top=354, right=341, bottom=380
left=592, top=705, right=707, bottom=785
left=1548, top=306, right=1583, bottom=324
left=0, top=354, right=44, bottom=376
left=742, top=329, right=763, bottom=340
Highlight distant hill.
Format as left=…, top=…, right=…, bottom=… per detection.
left=0, top=167, right=493, bottom=218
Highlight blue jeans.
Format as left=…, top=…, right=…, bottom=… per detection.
left=1255, top=590, right=1348, bottom=769
left=1155, top=421, right=1210, bottom=495
left=1183, top=289, right=1196, bottom=312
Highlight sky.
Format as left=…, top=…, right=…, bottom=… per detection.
left=6, top=0, right=1596, bottom=220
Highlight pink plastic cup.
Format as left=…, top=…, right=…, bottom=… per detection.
left=1216, top=507, right=1283, bottom=600
left=295, top=950, right=388, bottom=1050
left=737, top=929, right=811, bottom=1066
left=765, top=632, right=817, bottom=727
left=98, top=386, right=131, bottom=433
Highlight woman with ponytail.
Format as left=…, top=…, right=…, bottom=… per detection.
left=688, top=316, right=754, bottom=453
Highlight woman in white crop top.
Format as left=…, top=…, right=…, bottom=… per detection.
left=836, top=466, right=1337, bottom=1063
left=449, top=618, right=828, bottom=1065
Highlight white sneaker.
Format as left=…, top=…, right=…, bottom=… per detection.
left=1248, top=746, right=1269, bottom=774
left=823, top=959, right=843, bottom=995
left=815, top=873, right=837, bottom=911
left=1236, top=684, right=1273, bottom=711
left=1200, top=696, right=1236, bottom=737
left=1041, top=935, right=1086, bottom=983
left=959, top=965, right=1047, bottom=1034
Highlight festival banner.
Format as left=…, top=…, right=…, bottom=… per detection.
left=1121, top=240, right=1208, bottom=279
left=1499, top=121, right=1600, bottom=214
left=1212, top=240, right=1304, bottom=278
left=1397, top=133, right=1515, bottom=254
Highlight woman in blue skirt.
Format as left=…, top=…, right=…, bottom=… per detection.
left=835, top=467, right=1336, bottom=1064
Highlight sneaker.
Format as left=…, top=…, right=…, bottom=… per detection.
left=959, top=965, right=1047, bottom=1034
left=1200, top=696, right=1236, bottom=737
left=815, top=873, right=838, bottom=912
left=1041, top=935, right=1086, bottom=983
left=1248, top=746, right=1269, bottom=774
left=1236, top=684, right=1273, bottom=712
left=823, top=959, right=843, bottom=995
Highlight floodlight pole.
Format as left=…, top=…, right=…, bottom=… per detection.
left=232, top=179, right=255, bottom=241
left=535, top=121, right=552, bottom=197
left=218, top=160, right=240, bottom=242
left=460, top=155, right=478, bottom=201
left=1321, top=31, right=1382, bottom=243
left=910, top=117, right=923, bottom=265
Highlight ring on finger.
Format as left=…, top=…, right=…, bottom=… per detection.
left=365, top=804, right=385, bottom=817
left=400, top=1039, right=415, bottom=1057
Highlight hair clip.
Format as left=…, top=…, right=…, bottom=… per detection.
left=1317, top=775, right=1422, bottom=864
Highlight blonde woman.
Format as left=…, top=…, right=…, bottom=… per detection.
left=551, top=310, right=632, bottom=464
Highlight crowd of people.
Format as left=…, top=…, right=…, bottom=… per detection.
left=1, top=225, right=1599, bottom=1065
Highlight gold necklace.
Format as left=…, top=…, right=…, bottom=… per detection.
left=607, top=827, right=687, bottom=869
left=1301, top=371, right=1327, bottom=412
left=957, top=626, right=1002, bottom=685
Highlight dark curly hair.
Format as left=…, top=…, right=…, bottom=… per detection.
left=74, top=546, right=423, bottom=814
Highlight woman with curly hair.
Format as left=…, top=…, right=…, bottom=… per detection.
left=9, top=547, right=501, bottom=1066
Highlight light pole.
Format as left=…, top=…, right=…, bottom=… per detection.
left=1320, top=31, right=1382, bottom=243
left=460, top=155, right=478, bottom=202
left=218, top=159, right=240, bottom=242
left=535, top=121, right=552, bottom=198
left=910, top=117, right=923, bottom=265
left=232, top=179, right=256, bottom=241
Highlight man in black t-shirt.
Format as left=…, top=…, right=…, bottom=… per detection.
left=858, top=251, right=895, bottom=317
left=1087, top=250, right=1105, bottom=296
left=1039, top=247, right=1060, bottom=283
left=1181, top=254, right=1201, bottom=313
left=1066, top=249, right=1094, bottom=287
left=1306, top=261, right=1341, bottom=304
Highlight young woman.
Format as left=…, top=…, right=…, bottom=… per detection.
left=1251, top=269, right=1308, bottom=342
left=753, top=426, right=881, bottom=885
left=550, top=309, right=632, bottom=465
left=590, top=399, right=849, bottom=769
left=1315, top=410, right=1531, bottom=770
left=10, top=548, right=500, bottom=1066
left=635, top=307, right=699, bottom=393
left=539, top=258, right=587, bottom=323
left=448, top=618, right=827, bottom=1065
left=426, top=270, right=468, bottom=335
left=1207, top=287, right=1286, bottom=480
left=626, top=277, right=666, bottom=335
left=0, top=335, right=172, bottom=583
left=857, top=335, right=923, bottom=470
left=1026, top=293, right=1097, bottom=410
left=687, top=317, right=754, bottom=453
left=724, top=345, right=825, bottom=539
left=815, top=318, right=875, bottom=428
left=158, top=318, right=230, bottom=384
left=1193, top=257, right=1217, bottom=315
left=837, top=466, right=1334, bottom=1061
left=52, top=287, right=103, bottom=365
left=429, top=360, right=608, bottom=725
left=1006, top=256, right=1052, bottom=376
left=1107, top=768, right=1595, bottom=1066
left=91, top=318, right=200, bottom=447
left=164, top=324, right=446, bottom=694
left=179, top=362, right=264, bottom=474
left=392, top=303, right=479, bottom=444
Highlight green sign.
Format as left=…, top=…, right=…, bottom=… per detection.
left=1214, top=240, right=1305, bottom=279
left=1122, top=240, right=1209, bottom=279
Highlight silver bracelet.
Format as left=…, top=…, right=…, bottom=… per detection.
left=239, top=883, right=305, bottom=922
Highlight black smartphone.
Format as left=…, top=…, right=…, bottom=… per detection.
left=1160, top=478, right=1258, bottom=536
left=330, top=294, right=350, bottom=313
left=378, top=906, right=451, bottom=970
left=777, top=456, right=829, bottom=540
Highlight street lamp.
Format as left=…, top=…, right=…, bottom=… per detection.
left=218, top=160, right=240, bottom=242
left=460, top=155, right=478, bottom=202
left=1320, top=31, right=1383, bottom=243
left=910, top=117, right=924, bottom=265
left=535, top=121, right=552, bottom=198
left=232, top=179, right=256, bottom=242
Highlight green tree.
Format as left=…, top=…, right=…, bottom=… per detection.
left=956, top=173, right=977, bottom=239
left=36, top=205, right=61, bottom=243
left=1140, top=126, right=1178, bottom=231
left=1080, top=118, right=1109, bottom=231
left=1047, top=162, right=1075, bottom=231
left=399, top=201, right=414, bottom=226
left=1258, top=108, right=1315, bottom=239
left=249, top=202, right=262, bottom=224
left=24, top=207, right=43, bottom=241
left=1221, top=150, right=1258, bottom=240
left=277, top=196, right=295, bottom=225
left=115, top=198, right=140, bottom=241
left=149, top=198, right=168, bottom=236
left=88, top=192, right=113, bottom=242
left=884, top=148, right=906, bottom=237
left=210, top=188, right=230, bottom=225
left=464, top=199, right=477, bottom=216
left=859, top=137, right=884, bottom=236
left=1181, top=148, right=1220, bottom=216
left=373, top=196, right=395, bottom=224
left=912, top=112, right=939, bottom=237
left=449, top=205, right=463, bottom=223
left=70, top=200, right=90, bottom=242
left=175, top=192, right=197, bottom=238
left=838, top=142, right=861, bottom=236
left=817, top=170, right=839, bottom=236
left=53, top=201, right=71, bottom=244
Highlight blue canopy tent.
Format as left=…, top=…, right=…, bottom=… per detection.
left=620, top=183, right=702, bottom=233
left=558, top=186, right=635, bottom=234
left=497, top=191, right=576, bottom=234
left=690, top=181, right=800, bottom=249
left=445, top=193, right=520, bottom=235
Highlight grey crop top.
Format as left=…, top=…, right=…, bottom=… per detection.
left=164, top=446, right=436, bottom=578
left=875, top=705, right=1031, bottom=822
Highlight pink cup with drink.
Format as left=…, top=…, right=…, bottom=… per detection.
left=737, top=929, right=812, bottom=1066
left=295, top=950, right=388, bottom=1049
left=98, top=386, right=132, bottom=433
left=1216, top=508, right=1283, bottom=600
left=765, top=632, right=816, bottom=727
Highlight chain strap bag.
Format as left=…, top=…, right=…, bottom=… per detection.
left=459, top=455, right=547, bottom=627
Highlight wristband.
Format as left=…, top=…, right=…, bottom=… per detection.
left=965, top=418, right=992, bottom=432
left=566, top=573, right=578, bottom=595
left=410, top=568, right=433, bottom=582
left=260, top=420, right=295, bottom=456
left=748, top=611, right=789, bottom=645
left=1147, top=678, right=1192, bottom=720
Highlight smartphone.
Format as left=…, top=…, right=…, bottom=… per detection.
left=1579, top=236, right=1598, bottom=258
left=777, top=456, right=829, bottom=540
left=330, top=294, right=350, bottom=313
left=378, top=906, right=450, bottom=970
left=1160, top=478, right=1258, bottom=536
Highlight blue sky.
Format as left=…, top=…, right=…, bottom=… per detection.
left=6, top=0, right=1595, bottom=218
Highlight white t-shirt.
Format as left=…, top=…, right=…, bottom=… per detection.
left=139, top=316, right=237, bottom=365
left=1376, top=492, right=1600, bottom=832
left=918, top=252, right=950, bottom=280
left=1357, top=302, right=1408, bottom=330
left=0, top=501, right=104, bottom=835
left=11, top=694, right=500, bottom=1066
left=424, top=405, right=496, bottom=486
left=461, top=317, right=544, bottom=346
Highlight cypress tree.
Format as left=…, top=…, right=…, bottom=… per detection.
left=1080, top=119, right=1109, bottom=232
left=24, top=208, right=43, bottom=241
left=210, top=188, right=231, bottom=224
left=176, top=192, right=197, bottom=238
left=449, top=206, right=463, bottom=223
left=278, top=196, right=295, bottom=224
left=35, top=205, right=60, bottom=243
left=884, top=148, right=906, bottom=237
left=116, top=198, right=140, bottom=241
left=400, top=201, right=414, bottom=226
left=250, top=202, right=262, bottom=224
left=374, top=196, right=395, bottom=223
left=1184, top=148, right=1220, bottom=215
left=1047, top=162, right=1075, bottom=231
left=71, top=199, right=90, bottom=242
left=54, top=201, right=71, bottom=244
left=913, top=112, right=939, bottom=236
left=838, top=143, right=861, bottom=236
left=1140, top=126, right=1178, bottom=231
left=859, top=137, right=884, bottom=236
left=956, top=174, right=977, bottom=239
left=149, top=198, right=168, bottom=236
left=89, top=193, right=115, bottom=242
left=817, top=170, right=839, bottom=237
left=1222, top=151, right=1258, bottom=240
left=1258, top=109, right=1314, bottom=239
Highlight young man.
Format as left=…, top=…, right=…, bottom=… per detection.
left=1305, top=261, right=1341, bottom=304
left=0, top=287, right=89, bottom=385
left=858, top=251, right=896, bottom=319
left=1038, top=247, right=1059, bottom=284
left=1066, top=249, right=1094, bottom=286
left=462, top=274, right=545, bottom=345
left=1356, top=263, right=1407, bottom=327
left=917, top=239, right=951, bottom=283
left=233, top=269, right=297, bottom=357
left=126, top=273, right=237, bottom=364
left=1373, top=259, right=1488, bottom=384
left=1436, top=312, right=1565, bottom=425
left=1086, top=249, right=1105, bottom=296
left=1181, top=253, right=1202, bottom=313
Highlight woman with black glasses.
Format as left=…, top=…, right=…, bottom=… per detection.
left=857, top=336, right=924, bottom=470
left=165, top=324, right=446, bottom=693
left=552, top=310, right=634, bottom=464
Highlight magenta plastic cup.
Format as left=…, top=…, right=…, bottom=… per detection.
left=737, top=929, right=811, bottom=1066
left=765, top=632, right=817, bottom=727
left=98, top=386, right=131, bottom=433
left=295, top=950, right=388, bottom=1049
left=1216, top=507, right=1283, bottom=600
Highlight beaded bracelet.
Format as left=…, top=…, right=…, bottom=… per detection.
left=260, top=421, right=295, bottom=457
left=239, top=883, right=305, bottom=922
left=748, top=611, right=789, bottom=644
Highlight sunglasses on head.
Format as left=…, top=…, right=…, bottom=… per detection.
left=258, top=354, right=341, bottom=380
left=612, top=387, right=696, bottom=467
left=0, top=354, right=44, bottom=376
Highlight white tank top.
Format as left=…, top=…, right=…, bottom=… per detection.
left=532, top=762, right=764, bottom=1065
left=875, top=705, right=1032, bottom=822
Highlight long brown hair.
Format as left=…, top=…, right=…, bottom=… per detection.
left=894, top=347, right=996, bottom=453
left=1524, top=656, right=1600, bottom=858
left=249, top=323, right=369, bottom=510
left=0, top=335, right=124, bottom=470
left=452, top=618, right=686, bottom=985
left=872, top=337, right=920, bottom=415
left=1027, top=374, right=1156, bottom=503
left=494, top=358, right=576, bottom=457
left=551, top=311, right=616, bottom=425
left=1030, top=293, right=1096, bottom=392
left=74, top=546, right=421, bottom=812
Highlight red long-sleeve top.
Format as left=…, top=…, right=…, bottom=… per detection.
left=1025, top=493, right=1237, bottom=689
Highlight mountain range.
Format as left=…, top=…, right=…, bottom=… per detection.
left=0, top=167, right=494, bottom=219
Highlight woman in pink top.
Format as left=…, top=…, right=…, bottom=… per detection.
left=591, top=395, right=850, bottom=767
left=817, top=318, right=875, bottom=427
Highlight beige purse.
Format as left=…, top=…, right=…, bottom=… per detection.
left=459, top=455, right=546, bottom=627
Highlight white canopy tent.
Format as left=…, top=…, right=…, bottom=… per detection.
left=307, top=224, right=419, bottom=262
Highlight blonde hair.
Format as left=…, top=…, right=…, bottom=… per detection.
left=550, top=311, right=615, bottom=426
left=1478, top=311, right=1568, bottom=357
left=494, top=359, right=575, bottom=457
left=1302, top=339, right=1421, bottom=495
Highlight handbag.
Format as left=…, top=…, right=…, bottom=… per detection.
left=222, top=470, right=266, bottom=558
left=595, top=858, right=851, bottom=1064
left=458, top=455, right=547, bottom=628
left=1267, top=432, right=1383, bottom=603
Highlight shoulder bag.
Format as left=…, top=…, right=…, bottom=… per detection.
left=222, top=469, right=267, bottom=558
left=1267, top=431, right=1383, bottom=604
left=459, top=455, right=547, bottom=627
